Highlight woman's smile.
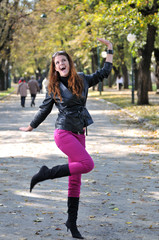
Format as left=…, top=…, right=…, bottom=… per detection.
left=55, top=55, right=70, bottom=77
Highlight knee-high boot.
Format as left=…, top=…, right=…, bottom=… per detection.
left=66, top=197, right=84, bottom=239
left=30, top=164, right=70, bottom=192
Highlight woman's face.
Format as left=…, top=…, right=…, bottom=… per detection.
left=54, top=55, right=70, bottom=77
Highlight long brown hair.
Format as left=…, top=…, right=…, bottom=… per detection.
left=48, top=51, right=83, bottom=101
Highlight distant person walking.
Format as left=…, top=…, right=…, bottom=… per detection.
left=28, top=76, right=40, bottom=107
left=18, top=77, right=26, bottom=84
left=116, top=74, right=124, bottom=90
left=37, top=76, right=43, bottom=93
left=17, top=78, right=28, bottom=107
left=42, top=77, right=49, bottom=93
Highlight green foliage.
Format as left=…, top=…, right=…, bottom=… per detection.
left=5, top=0, right=159, bottom=77
left=0, top=87, right=15, bottom=98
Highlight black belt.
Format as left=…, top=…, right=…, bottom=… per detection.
left=72, top=130, right=84, bottom=135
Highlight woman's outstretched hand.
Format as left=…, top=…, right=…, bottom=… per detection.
left=19, top=125, right=33, bottom=132
left=97, top=38, right=113, bottom=50
left=97, top=38, right=113, bottom=63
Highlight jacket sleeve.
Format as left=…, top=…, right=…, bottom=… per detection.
left=84, top=62, right=112, bottom=88
left=30, top=92, right=55, bottom=128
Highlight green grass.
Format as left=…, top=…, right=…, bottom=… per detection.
left=0, top=87, right=15, bottom=98
left=88, top=89, right=159, bottom=128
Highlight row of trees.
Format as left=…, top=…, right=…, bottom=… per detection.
left=0, top=0, right=33, bottom=89
left=0, top=0, right=159, bottom=105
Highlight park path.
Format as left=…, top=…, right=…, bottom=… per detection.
left=0, top=91, right=159, bottom=240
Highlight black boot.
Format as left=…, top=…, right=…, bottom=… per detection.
left=30, top=164, right=70, bottom=192
left=66, top=197, right=84, bottom=239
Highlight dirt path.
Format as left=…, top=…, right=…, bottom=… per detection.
left=0, top=92, right=158, bottom=240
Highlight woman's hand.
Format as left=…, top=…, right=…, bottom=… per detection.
left=19, top=125, right=33, bottom=132
left=97, top=38, right=113, bottom=50
left=97, top=38, right=113, bottom=63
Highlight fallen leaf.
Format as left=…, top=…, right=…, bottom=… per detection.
left=144, top=176, right=151, bottom=179
left=106, top=192, right=111, bottom=196
left=113, top=208, right=119, bottom=211
left=34, top=218, right=43, bottom=223
left=55, top=227, right=61, bottom=230
left=128, top=230, right=134, bottom=232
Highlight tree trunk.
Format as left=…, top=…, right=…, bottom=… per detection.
left=137, top=24, right=157, bottom=105
left=156, top=80, right=159, bottom=94
left=121, top=63, right=129, bottom=89
left=0, top=60, right=6, bottom=91
left=133, top=58, right=138, bottom=90
left=5, top=59, right=9, bottom=89
left=0, top=66, right=5, bottom=90
left=107, top=73, right=112, bottom=88
left=91, top=47, right=98, bottom=90
left=75, top=58, right=83, bottom=72
left=154, top=48, right=159, bottom=94
left=113, top=66, right=120, bottom=86
left=117, top=43, right=129, bottom=89
left=148, top=72, right=152, bottom=91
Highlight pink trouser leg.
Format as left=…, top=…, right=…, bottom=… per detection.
left=68, top=165, right=81, bottom=197
left=54, top=129, right=94, bottom=197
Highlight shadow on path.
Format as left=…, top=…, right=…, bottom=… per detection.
left=0, top=93, right=158, bottom=240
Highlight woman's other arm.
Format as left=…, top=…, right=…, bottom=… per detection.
left=97, top=38, right=113, bottom=63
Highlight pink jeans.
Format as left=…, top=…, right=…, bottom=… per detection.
left=54, top=129, right=94, bottom=197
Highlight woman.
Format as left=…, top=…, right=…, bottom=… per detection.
left=116, top=74, right=124, bottom=90
left=17, top=78, right=28, bottom=107
left=20, top=38, right=113, bottom=239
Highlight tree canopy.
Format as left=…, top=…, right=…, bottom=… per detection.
left=0, top=0, right=159, bottom=104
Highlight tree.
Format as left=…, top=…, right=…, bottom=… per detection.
left=154, top=48, right=159, bottom=93
left=8, top=0, right=159, bottom=107
left=137, top=23, right=157, bottom=104
left=0, top=0, right=34, bottom=90
left=98, top=0, right=159, bottom=104
left=129, top=0, right=159, bottom=104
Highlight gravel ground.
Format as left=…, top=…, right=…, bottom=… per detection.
left=0, top=92, right=159, bottom=240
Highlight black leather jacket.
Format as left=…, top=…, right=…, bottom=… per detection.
left=30, top=62, right=112, bottom=132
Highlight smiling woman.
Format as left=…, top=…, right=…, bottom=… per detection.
left=54, top=55, right=70, bottom=77
left=49, top=50, right=84, bottom=101
left=19, top=38, right=113, bottom=239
